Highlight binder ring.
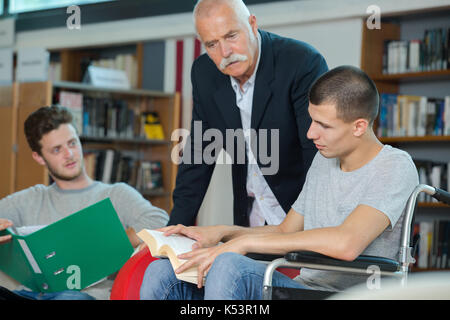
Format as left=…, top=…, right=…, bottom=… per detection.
left=53, top=268, right=65, bottom=275
left=45, top=251, right=56, bottom=259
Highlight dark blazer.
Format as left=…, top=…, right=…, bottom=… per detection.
left=169, top=30, right=328, bottom=226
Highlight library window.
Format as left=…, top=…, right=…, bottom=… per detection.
left=8, top=0, right=113, bottom=14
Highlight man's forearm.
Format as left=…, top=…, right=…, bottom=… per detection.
left=126, top=227, right=142, bottom=248
left=219, top=224, right=282, bottom=242
left=239, top=225, right=356, bottom=261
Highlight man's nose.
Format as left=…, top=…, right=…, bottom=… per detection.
left=220, top=41, right=232, bottom=58
left=307, top=122, right=317, bottom=140
left=63, top=147, right=74, bottom=158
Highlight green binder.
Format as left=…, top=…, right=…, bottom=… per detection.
left=0, top=198, right=133, bottom=293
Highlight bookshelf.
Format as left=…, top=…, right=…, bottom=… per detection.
left=0, top=84, right=18, bottom=199
left=361, top=16, right=450, bottom=167
left=372, top=69, right=450, bottom=82
left=0, top=80, right=180, bottom=213
left=360, top=10, right=450, bottom=272
left=379, top=136, right=450, bottom=143
left=54, top=81, right=180, bottom=212
left=2, top=38, right=181, bottom=212
left=52, top=43, right=144, bottom=88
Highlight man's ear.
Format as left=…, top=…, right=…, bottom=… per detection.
left=353, top=118, right=369, bottom=137
left=249, top=14, right=258, bottom=36
left=32, top=151, right=46, bottom=166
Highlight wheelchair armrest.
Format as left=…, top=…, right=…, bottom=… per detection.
left=285, top=251, right=399, bottom=272
left=246, top=253, right=285, bottom=262
left=433, top=187, right=450, bottom=205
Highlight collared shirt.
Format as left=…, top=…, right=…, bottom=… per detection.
left=229, top=32, right=286, bottom=226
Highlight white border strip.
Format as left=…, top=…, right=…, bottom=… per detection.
left=15, top=0, right=450, bottom=50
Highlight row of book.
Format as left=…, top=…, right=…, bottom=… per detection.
left=84, top=149, right=163, bottom=192
left=48, top=53, right=139, bottom=88
left=89, top=54, right=139, bottom=89
left=415, top=160, right=450, bottom=203
left=377, top=94, right=450, bottom=138
left=414, top=220, right=450, bottom=269
left=383, top=27, right=450, bottom=74
left=57, top=90, right=165, bottom=140
left=48, top=61, right=61, bottom=83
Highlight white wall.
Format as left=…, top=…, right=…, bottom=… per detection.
left=266, top=18, right=362, bottom=69
left=197, top=151, right=234, bottom=226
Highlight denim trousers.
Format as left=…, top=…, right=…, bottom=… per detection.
left=14, top=289, right=95, bottom=300
left=139, top=252, right=308, bottom=300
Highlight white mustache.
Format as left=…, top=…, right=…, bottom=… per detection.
left=219, top=54, right=248, bottom=70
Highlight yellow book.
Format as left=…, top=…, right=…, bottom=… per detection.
left=143, top=112, right=165, bottom=140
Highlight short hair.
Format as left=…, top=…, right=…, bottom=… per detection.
left=308, top=65, right=379, bottom=125
left=193, top=0, right=251, bottom=27
left=24, top=105, right=74, bottom=155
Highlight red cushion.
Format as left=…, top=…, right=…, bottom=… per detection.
left=110, top=247, right=158, bottom=300
left=278, top=268, right=300, bottom=278
left=110, top=248, right=299, bottom=299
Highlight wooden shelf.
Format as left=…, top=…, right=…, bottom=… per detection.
left=80, top=136, right=171, bottom=146
left=372, top=69, right=450, bottom=82
left=379, top=136, right=450, bottom=143
left=53, top=81, right=173, bottom=98
left=411, top=267, right=450, bottom=273
left=140, top=189, right=171, bottom=197
left=418, top=202, right=450, bottom=208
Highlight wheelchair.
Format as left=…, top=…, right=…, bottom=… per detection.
left=109, top=183, right=449, bottom=300
left=259, top=184, right=450, bottom=300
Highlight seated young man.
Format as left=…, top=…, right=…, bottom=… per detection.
left=139, top=65, right=419, bottom=300
left=0, top=105, right=169, bottom=300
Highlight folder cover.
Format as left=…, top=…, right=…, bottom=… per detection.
left=0, top=198, right=133, bottom=293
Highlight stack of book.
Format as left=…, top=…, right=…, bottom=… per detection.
left=84, top=150, right=138, bottom=186
left=57, top=90, right=165, bottom=141
left=383, top=27, right=450, bottom=74
left=377, top=94, right=450, bottom=138
left=415, top=159, right=449, bottom=203
left=84, top=150, right=163, bottom=192
left=82, top=96, right=138, bottom=139
left=89, top=54, right=138, bottom=88
left=414, top=220, right=450, bottom=270
left=136, top=161, right=163, bottom=192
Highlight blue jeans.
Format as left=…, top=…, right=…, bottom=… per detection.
left=140, top=252, right=309, bottom=300
left=14, top=289, right=95, bottom=300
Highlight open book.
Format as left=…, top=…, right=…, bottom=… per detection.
left=137, top=229, right=201, bottom=285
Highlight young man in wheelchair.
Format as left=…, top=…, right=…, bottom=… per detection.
left=140, top=65, right=419, bottom=300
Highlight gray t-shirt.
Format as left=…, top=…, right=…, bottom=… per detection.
left=0, top=181, right=169, bottom=299
left=292, top=145, right=418, bottom=291
left=0, top=181, right=168, bottom=232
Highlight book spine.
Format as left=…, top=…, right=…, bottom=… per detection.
left=17, top=238, right=51, bottom=292
left=415, top=220, right=450, bottom=270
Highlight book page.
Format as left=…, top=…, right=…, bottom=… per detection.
left=137, top=229, right=206, bottom=285
left=145, top=230, right=196, bottom=256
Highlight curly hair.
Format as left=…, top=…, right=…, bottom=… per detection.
left=24, top=105, right=74, bottom=155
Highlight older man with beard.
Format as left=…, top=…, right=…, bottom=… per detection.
left=169, top=0, right=328, bottom=228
